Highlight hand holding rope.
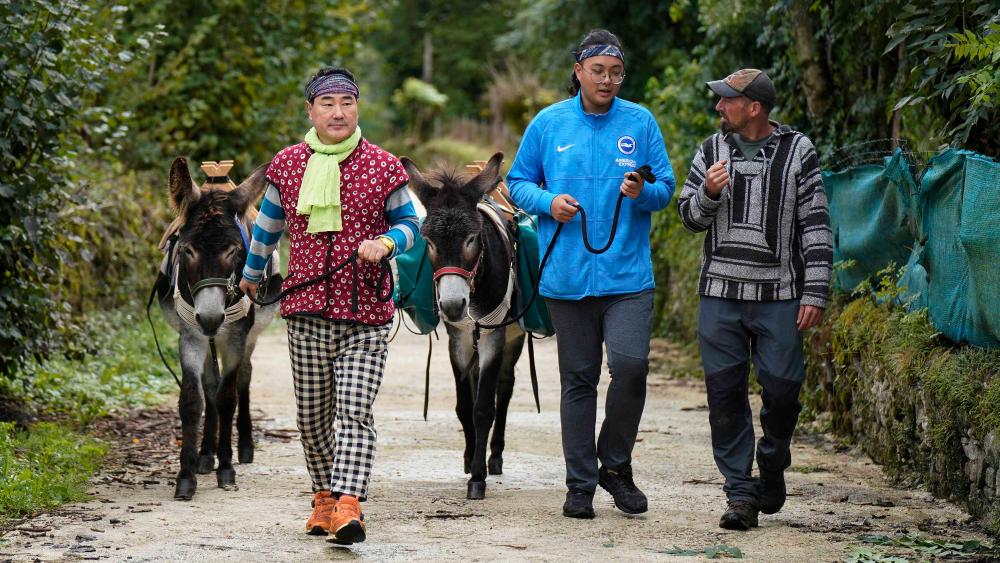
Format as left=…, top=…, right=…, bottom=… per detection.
left=474, top=164, right=656, bottom=332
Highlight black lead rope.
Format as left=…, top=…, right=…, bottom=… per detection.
left=146, top=282, right=183, bottom=388
left=461, top=165, right=656, bottom=414
left=146, top=237, right=183, bottom=388
left=148, top=250, right=394, bottom=387
left=244, top=251, right=394, bottom=308
left=475, top=164, right=656, bottom=334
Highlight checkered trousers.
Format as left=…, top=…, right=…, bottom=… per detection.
left=286, top=316, right=391, bottom=501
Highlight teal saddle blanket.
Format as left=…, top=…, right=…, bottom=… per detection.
left=394, top=213, right=555, bottom=336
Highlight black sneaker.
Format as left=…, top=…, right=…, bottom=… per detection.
left=719, top=500, right=759, bottom=530
left=757, top=472, right=786, bottom=514
left=598, top=465, right=648, bottom=514
left=563, top=489, right=595, bottom=519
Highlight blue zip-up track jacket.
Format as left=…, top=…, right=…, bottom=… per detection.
left=507, top=93, right=676, bottom=299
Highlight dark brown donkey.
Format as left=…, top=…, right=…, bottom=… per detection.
left=401, top=153, right=526, bottom=500
left=154, top=157, right=282, bottom=500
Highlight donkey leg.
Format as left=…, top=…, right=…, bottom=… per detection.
left=468, top=331, right=503, bottom=500
left=215, top=368, right=239, bottom=488
left=489, top=331, right=525, bottom=476
left=175, top=335, right=206, bottom=500
left=236, top=355, right=254, bottom=464
left=447, top=329, right=476, bottom=475
left=197, top=353, right=219, bottom=474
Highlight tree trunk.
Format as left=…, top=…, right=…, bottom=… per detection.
left=422, top=31, right=433, bottom=83
left=790, top=0, right=830, bottom=120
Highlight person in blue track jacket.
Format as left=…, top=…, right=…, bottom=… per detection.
left=507, top=28, right=676, bottom=520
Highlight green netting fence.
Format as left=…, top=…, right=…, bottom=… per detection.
left=824, top=148, right=1000, bottom=348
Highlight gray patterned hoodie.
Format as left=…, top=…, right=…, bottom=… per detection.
left=678, top=122, right=832, bottom=308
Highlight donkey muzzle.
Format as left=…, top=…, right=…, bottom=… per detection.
left=193, top=286, right=226, bottom=336
left=436, top=275, right=470, bottom=322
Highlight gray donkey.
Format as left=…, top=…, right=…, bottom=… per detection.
left=154, top=157, right=282, bottom=500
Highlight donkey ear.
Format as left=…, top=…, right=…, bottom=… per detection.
left=467, top=152, right=504, bottom=197
left=230, top=160, right=271, bottom=214
left=401, top=156, right=440, bottom=207
left=168, top=157, right=200, bottom=211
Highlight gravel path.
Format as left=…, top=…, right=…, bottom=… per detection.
left=0, top=321, right=988, bottom=561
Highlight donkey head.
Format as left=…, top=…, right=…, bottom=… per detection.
left=168, top=157, right=268, bottom=336
left=401, top=152, right=503, bottom=322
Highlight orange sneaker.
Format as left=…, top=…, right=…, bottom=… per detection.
left=328, top=495, right=366, bottom=545
left=305, top=491, right=336, bottom=535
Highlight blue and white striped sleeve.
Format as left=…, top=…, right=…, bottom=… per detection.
left=242, top=183, right=285, bottom=283
left=381, top=185, right=419, bottom=258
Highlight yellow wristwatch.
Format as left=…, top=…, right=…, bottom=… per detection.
left=377, top=236, right=395, bottom=253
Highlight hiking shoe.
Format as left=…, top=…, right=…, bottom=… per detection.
left=719, top=500, right=759, bottom=530
left=598, top=465, right=648, bottom=514
left=328, top=495, right=366, bottom=545
left=562, top=489, right=595, bottom=519
left=758, top=472, right=787, bottom=514
left=306, top=490, right=336, bottom=535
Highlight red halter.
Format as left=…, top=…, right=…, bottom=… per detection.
left=432, top=252, right=483, bottom=293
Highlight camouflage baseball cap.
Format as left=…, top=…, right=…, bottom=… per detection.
left=707, top=69, right=776, bottom=110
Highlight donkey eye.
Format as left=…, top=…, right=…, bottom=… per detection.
left=425, top=240, right=436, bottom=252
left=182, top=246, right=196, bottom=259
left=464, top=235, right=476, bottom=248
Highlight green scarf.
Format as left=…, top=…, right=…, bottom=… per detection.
left=298, top=126, right=362, bottom=233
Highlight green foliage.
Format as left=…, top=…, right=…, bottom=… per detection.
left=0, top=421, right=107, bottom=521
left=843, top=548, right=910, bottom=563
left=653, top=544, right=744, bottom=558
left=886, top=1, right=1000, bottom=153
left=496, top=0, right=703, bottom=103
left=857, top=533, right=999, bottom=558
left=949, top=23, right=1000, bottom=113
left=391, top=78, right=448, bottom=142
left=484, top=61, right=558, bottom=136
left=0, top=0, right=153, bottom=374
left=386, top=136, right=505, bottom=175
left=0, top=307, right=178, bottom=425
left=108, top=0, right=379, bottom=176
left=643, top=61, right=715, bottom=344
left=369, top=0, right=518, bottom=119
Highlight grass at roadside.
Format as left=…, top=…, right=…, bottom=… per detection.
left=0, top=422, right=106, bottom=524
left=1, top=308, right=179, bottom=425
left=0, top=305, right=180, bottom=523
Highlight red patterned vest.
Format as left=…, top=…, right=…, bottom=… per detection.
left=265, top=138, right=408, bottom=325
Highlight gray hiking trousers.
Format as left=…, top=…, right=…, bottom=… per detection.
left=545, top=290, right=653, bottom=494
left=698, top=296, right=806, bottom=503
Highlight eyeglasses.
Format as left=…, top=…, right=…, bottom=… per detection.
left=583, top=67, right=625, bottom=85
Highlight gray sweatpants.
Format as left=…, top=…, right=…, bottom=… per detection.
left=545, top=290, right=653, bottom=494
left=698, top=296, right=805, bottom=503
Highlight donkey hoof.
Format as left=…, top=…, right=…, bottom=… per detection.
left=197, top=454, right=215, bottom=474
left=174, top=478, right=197, bottom=500
left=467, top=481, right=486, bottom=500
left=238, top=445, right=254, bottom=464
left=488, top=457, right=503, bottom=476
left=217, top=467, right=237, bottom=488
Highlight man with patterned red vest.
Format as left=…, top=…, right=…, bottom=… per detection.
left=239, top=66, right=418, bottom=545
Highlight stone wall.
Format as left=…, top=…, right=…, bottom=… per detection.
left=803, top=296, right=1000, bottom=535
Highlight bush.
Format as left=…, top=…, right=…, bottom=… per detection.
left=0, top=0, right=146, bottom=374
left=0, top=308, right=178, bottom=425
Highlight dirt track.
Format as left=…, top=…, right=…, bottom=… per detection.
left=0, top=321, right=989, bottom=562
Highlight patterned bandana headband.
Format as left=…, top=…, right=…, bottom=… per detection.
left=576, top=44, right=625, bottom=63
left=305, top=73, right=361, bottom=102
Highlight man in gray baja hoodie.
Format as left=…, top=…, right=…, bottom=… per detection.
left=678, top=68, right=832, bottom=531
